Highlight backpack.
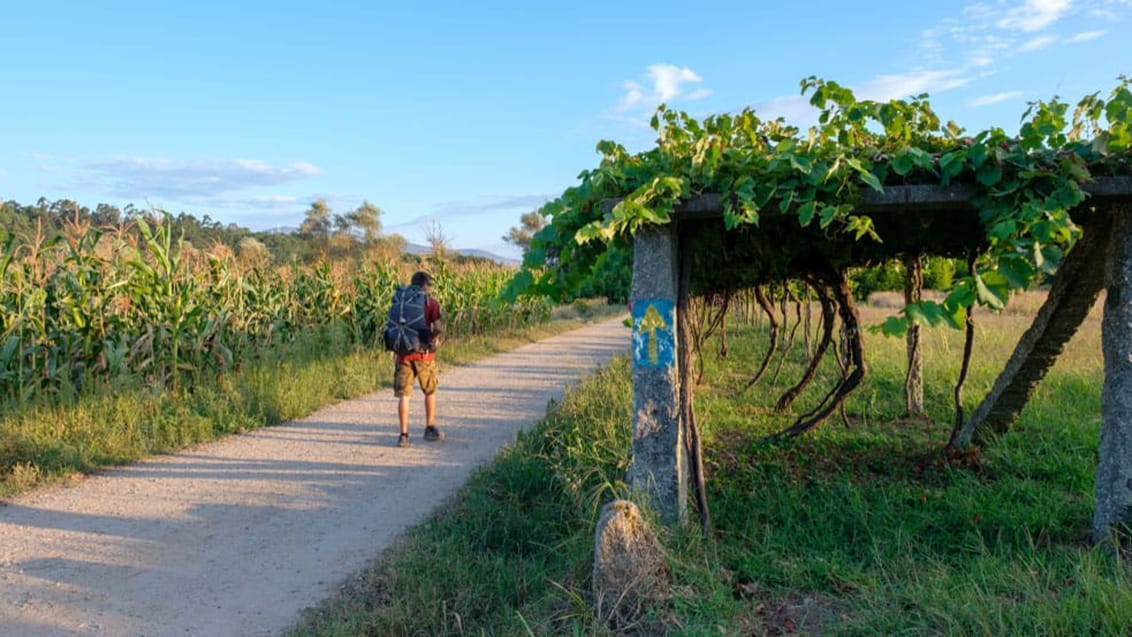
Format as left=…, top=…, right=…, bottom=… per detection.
left=382, top=284, right=430, bottom=355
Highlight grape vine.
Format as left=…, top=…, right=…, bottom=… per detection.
left=514, top=76, right=1132, bottom=335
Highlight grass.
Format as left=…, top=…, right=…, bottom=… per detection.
left=0, top=299, right=624, bottom=497
left=289, top=291, right=1132, bottom=636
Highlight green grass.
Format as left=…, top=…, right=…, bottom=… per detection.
left=289, top=296, right=1132, bottom=636
left=291, top=356, right=636, bottom=637
left=0, top=302, right=623, bottom=497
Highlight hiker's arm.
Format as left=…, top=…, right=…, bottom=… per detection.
left=430, top=318, right=444, bottom=349
left=426, top=298, right=444, bottom=348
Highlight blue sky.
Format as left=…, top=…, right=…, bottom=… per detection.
left=2, top=1, right=1130, bottom=259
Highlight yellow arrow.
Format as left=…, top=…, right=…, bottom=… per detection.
left=638, top=304, right=668, bottom=365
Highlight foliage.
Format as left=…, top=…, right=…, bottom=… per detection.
left=848, top=261, right=907, bottom=300
left=512, top=76, right=1132, bottom=333
left=335, top=200, right=383, bottom=242
left=924, top=255, right=957, bottom=290
left=0, top=214, right=551, bottom=406
left=299, top=199, right=333, bottom=241
left=849, top=256, right=961, bottom=300
left=576, top=244, right=633, bottom=304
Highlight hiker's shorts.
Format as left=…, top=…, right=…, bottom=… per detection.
left=393, top=359, right=438, bottom=397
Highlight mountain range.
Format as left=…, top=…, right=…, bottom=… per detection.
left=260, top=226, right=520, bottom=266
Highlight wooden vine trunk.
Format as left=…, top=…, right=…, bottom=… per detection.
left=678, top=231, right=710, bottom=532
left=766, top=265, right=867, bottom=441
left=742, top=285, right=779, bottom=391
left=903, top=254, right=925, bottom=418
left=774, top=276, right=835, bottom=413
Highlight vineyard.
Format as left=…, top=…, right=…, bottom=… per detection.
left=0, top=213, right=552, bottom=406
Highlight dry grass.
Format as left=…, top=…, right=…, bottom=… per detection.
left=866, top=289, right=1105, bottom=318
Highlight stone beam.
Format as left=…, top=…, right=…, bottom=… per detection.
left=602, top=176, right=1132, bottom=218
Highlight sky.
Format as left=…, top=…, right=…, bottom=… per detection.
left=2, top=1, right=1130, bottom=260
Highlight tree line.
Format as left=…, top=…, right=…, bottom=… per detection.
left=0, top=197, right=415, bottom=266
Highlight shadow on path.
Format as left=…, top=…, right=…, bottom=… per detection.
left=0, top=317, right=629, bottom=637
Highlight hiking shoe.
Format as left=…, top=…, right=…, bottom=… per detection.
left=397, top=433, right=411, bottom=448
left=424, top=426, right=445, bottom=442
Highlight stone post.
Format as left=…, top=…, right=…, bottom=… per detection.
left=1095, top=204, right=1132, bottom=544
left=628, top=226, right=686, bottom=524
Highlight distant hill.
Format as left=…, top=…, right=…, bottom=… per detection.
left=262, top=225, right=299, bottom=235
left=256, top=228, right=521, bottom=266
left=404, top=243, right=520, bottom=266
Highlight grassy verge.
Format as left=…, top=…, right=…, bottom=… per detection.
left=290, top=355, right=636, bottom=637
left=0, top=301, right=623, bottom=497
left=290, top=294, right=1132, bottom=636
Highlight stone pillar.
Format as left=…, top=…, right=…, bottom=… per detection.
left=628, top=226, right=686, bottom=524
left=952, top=209, right=1111, bottom=448
left=1095, top=204, right=1132, bottom=545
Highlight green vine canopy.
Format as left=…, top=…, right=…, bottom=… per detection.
left=511, top=76, right=1132, bottom=335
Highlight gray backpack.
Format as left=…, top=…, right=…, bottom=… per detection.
left=382, top=285, right=430, bottom=355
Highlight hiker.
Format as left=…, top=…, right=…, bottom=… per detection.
left=388, top=270, right=444, bottom=447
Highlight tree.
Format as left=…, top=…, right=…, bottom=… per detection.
left=0, top=200, right=35, bottom=238
left=350, top=200, right=383, bottom=243
left=424, top=219, right=450, bottom=261
left=92, top=204, right=122, bottom=227
left=502, top=210, right=547, bottom=252
left=299, top=199, right=332, bottom=243
left=330, top=201, right=383, bottom=242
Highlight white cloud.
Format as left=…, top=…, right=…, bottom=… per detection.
left=945, top=26, right=1012, bottom=69
left=1019, top=34, right=1060, bottom=50
left=384, top=192, right=557, bottom=238
left=855, top=69, right=972, bottom=102
left=650, top=65, right=702, bottom=101
left=969, top=90, right=1025, bottom=106
left=430, top=193, right=556, bottom=217
left=754, top=94, right=818, bottom=125
left=82, top=156, right=321, bottom=199
left=617, top=82, right=645, bottom=112
left=996, top=0, right=1074, bottom=31
left=614, top=64, right=711, bottom=114
left=908, top=1, right=1119, bottom=96
left=1067, top=29, right=1106, bottom=41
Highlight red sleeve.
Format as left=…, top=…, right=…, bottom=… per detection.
left=426, top=297, right=440, bottom=323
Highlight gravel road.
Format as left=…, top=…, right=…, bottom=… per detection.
left=0, top=317, right=629, bottom=637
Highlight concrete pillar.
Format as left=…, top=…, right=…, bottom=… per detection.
left=1095, top=204, right=1132, bottom=544
left=628, top=226, right=686, bottom=524
left=953, top=209, right=1111, bottom=448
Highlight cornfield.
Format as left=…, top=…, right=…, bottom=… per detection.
left=0, top=214, right=551, bottom=404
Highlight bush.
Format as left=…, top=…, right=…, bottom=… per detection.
left=924, top=256, right=957, bottom=290
left=849, top=261, right=905, bottom=300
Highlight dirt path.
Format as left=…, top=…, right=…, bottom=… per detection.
left=0, top=317, right=629, bottom=637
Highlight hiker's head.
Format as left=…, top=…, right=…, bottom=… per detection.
left=411, top=271, right=432, bottom=290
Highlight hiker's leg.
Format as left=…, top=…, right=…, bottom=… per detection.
left=424, top=392, right=436, bottom=427
left=398, top=396, right=411, bottom=434
left=418, top=360, right=439, bottom=428
left=394, top=360, right=415, bottom=436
